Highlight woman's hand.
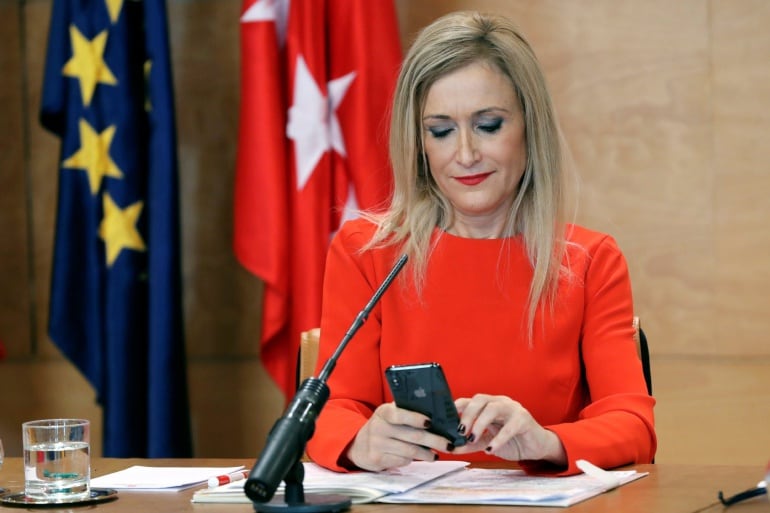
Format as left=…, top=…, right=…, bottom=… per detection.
left=345, top=402, right=454, bottom=471
left=452, top=394, right=567, bottom=465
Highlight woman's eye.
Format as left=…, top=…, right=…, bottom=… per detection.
left=477, top=119, right=503, bottom=133
left=427, top=126, right=453, bottom=139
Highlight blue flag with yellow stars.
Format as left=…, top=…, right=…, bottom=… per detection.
left=40, top=0, right=192, bottom=457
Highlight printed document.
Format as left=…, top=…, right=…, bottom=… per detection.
left=191, top=461, right=646, bottom=507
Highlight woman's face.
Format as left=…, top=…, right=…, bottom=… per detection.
left=421, top=60, right=527, bottom=238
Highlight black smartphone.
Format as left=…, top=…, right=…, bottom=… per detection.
left=385, top=362, right=466, bottom=447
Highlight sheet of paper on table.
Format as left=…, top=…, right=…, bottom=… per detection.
left=91, top=465, right=246, bottom=491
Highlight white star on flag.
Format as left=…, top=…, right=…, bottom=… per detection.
left=240, top=0, right=290, bottom=46
left=286, top=55, right=356, bottom=191
left=339, top=183, right=360, bottom=226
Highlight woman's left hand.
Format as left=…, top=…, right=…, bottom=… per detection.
left=452, top=394, right=567, bottom=465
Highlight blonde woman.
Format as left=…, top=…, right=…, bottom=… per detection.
left=307, top=11, right=656, bottom=475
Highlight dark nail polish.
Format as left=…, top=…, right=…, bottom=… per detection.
left=424, top=419, right=432, bottom=429
left=466, top=433, right=475, bottom=443
left=433, top=453, right=439, bottom=461
left=457, top=424, right=466, bottom=434
left=446, top=443, right=455, bottom=452
left=485, top=446, right=492, bottom=453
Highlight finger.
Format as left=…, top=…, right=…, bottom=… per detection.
left=450, top=432, right=491, bottom=454
left=485, top=433, right=525, bottom=460
left=380, top=437, right=437, bottom=466
left=485, top=423, right=524, bottom=457
left=378, top=402, right=432, bottom=430
left=390, top=422, right=457, bottom=453
left=367, top=412, right=447, bottom=454
left=350, top=421, right=435, bottom=471
left=456, top=394, right=492, bottom=436
left=462, top=397, right=502, bottom=438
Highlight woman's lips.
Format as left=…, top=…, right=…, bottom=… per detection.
left=454, top=172, right=493, bottom=186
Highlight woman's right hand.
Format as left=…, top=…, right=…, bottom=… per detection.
left=345, top=402, right=451, bottom=471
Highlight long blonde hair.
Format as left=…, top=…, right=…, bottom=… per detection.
left=363, top=11, right=573, bottom=335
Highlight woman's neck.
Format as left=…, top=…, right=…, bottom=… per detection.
left=445, top=213, right=508, bottom=239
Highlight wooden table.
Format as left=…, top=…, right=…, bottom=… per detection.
left=0, top=458, right=767, bottom=512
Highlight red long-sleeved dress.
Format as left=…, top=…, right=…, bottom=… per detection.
left=306, top=218, right=656, bottom=475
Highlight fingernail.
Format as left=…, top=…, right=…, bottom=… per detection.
left=424, top=419, right=432, bottom=429
left=433, top=453, right=439, bottom=461
left=466, top=433, right=475, bottom=443
left=457, top=424, right=466, bottom=434
left=485, top=446, right=492, bottom=453
left=446, top=443, right=455, bottom=452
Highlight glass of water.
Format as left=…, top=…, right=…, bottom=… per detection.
left=1, top=437, right=6, bottom=494
left=22, top=419, right=90, bottom=502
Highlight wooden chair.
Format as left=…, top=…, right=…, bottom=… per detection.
left=296, top=328, right=321, bottom=388
left=297, top=319, right=652, bottom=395
left=633, top=316, right=653, bottom=395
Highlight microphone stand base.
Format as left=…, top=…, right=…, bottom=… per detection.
left=253, top=493, right=351, bottom=513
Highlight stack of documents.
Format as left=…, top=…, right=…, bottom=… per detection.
left=192, top=461, right=467, bottom=504
left=191, top=460, right=647, bottom=507
left=91, top=465, right=246, bottom=492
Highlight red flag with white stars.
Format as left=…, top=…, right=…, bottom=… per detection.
left=234, top=0, right=401, bottom=399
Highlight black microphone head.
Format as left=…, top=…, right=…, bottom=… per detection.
left=244, top=479, right=273, bottom=503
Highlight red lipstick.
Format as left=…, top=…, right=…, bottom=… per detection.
left=454, top=172, right=493, bottom=186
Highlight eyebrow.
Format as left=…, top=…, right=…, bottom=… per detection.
left=422, top=107, right=512, bottom=122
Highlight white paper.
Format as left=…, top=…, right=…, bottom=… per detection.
left=191, top=461, right=646, bottom=507
left=380, top=467, right=647, bottom=507
left=91, top=465, right=245, bottom=491
left=192, top=461, right=468, bottom=504
left=288, top=460, right=468, bottom=494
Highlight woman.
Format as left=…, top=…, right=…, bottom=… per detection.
left=306, top=11, right=656, bottom=475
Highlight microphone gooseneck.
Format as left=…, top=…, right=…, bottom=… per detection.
left=244, top=254, right=408, bottom=504
left=318, top=254, right=408, bottom=383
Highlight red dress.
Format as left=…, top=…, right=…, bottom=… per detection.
left=306, top=218, right=656, bottom=475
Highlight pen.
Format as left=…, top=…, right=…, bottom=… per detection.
left=208, top=470, right=248, bottom=488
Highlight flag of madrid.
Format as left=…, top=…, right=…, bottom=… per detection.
left=234, top=0, right=401, bottom=399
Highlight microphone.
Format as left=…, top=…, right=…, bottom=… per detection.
left=244, top=254, right=408, bottom=504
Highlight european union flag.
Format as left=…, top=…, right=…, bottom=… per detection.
left=41, top=0, right=192, bottom=457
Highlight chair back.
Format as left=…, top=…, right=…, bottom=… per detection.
left=633, top=316, right=652, bottom=395
left=296, top=328, right=321, bottom=389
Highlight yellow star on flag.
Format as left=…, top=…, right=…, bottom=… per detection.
left=99, top=193, right=146, bottom=266
left=62, top=25, right=117, bottom=106
left=144, top=60, right=152, bottom=111
left=104, top=0, right=124, bottom=23
left=62, top=118, right=123, bottom=195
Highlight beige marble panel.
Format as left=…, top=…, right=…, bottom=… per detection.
left=518, top=1, right=716, bottom=356
left=24, top=0, right=61, bottom=359
left=0, top=360, right=102, bottom=457
left=0, top=0, right=32, bottom=357
left=712, top=0, right=770, bottom=355
left=168, top=0, right=264, bottom=358
left=399, top=1, right=719, bottom=356
left=653, top=357, right=770, bottom=466
left=0, top=356, right=284, bottom=460
left=188, top=358, right=283, bottom=458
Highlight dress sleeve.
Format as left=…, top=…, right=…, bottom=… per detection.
left=305, top=222, right=388, bottom=471
left=523, top=235, right=657, bottom=475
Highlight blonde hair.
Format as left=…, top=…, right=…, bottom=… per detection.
left=363, top=11, right=573, bottom=335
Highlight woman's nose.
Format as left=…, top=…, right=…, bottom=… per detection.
left=456, top=131, right=480, bottom=167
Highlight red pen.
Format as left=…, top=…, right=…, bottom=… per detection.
left=207, top=470, right=248, bottom=488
